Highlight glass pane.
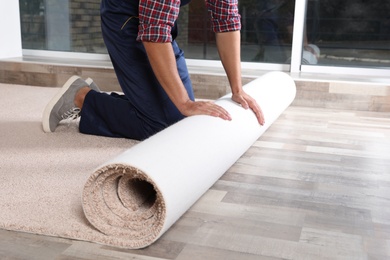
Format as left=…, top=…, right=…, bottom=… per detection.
left=19, top=0, right=46, bottom=50
left=177, top=0, right=296, bottom=63
left=305, top=0, right=390, bottom=68
left=19, top=0, right=107, bottom=53
left=177, top=1, right=218, bottom=60
left=240, top=0, right=296, bottom=63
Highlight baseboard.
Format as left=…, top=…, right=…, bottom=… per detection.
left=1, top=58, right=389, bottom=112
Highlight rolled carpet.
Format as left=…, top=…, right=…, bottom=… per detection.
left=82, top=71, right=296, bottom=249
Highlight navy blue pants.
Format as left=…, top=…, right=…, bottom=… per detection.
left=79, top=0, right=194, bottom=140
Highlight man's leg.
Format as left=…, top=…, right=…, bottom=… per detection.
left=78, top=0, right=194, bottom=140
left=79, top=91, right=156, bottom=140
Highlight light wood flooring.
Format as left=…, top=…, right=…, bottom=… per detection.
left=1, top=106, right=389, bottom=260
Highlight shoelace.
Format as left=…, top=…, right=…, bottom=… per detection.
left=61, top=107, right=81, bottom=120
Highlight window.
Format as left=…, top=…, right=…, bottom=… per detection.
left=19, top=0, right=106, bottom=53
left=19, top=0, right=390, bottom=71
left=176, top=0, right=296, bottom=64
left=305, top=0, right=390, bottom=68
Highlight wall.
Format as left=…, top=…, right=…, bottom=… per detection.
left=0, top=0, right=22, bottom=58
left=69, top=0, right=105, bottom=53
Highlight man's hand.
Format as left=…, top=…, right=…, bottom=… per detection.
left=232, top=91, right=265, bottom=125
left=215, top=31, right=265, bottom=126
left=178, top=100, right=232, bottom=121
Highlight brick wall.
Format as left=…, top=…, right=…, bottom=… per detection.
left=69, top=0, right=105, bottom=53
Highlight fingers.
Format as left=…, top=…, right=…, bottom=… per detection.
left=201, top=101, right=232, bottom=121
left=246, top=97, right=265, bottom=125
left=182, top=97, right=265, bottom=125
left=181, top=100, right=232, bottom=121
left=252, top=103, right=265, bottom=125
left=232, top=94, right=248, bottom=110
left=232, top=93, right=265, bottom=125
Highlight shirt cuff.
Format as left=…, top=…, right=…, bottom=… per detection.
left=211, top=17, right=241, bottom=33
left=137, top=24, right=173, bottom=43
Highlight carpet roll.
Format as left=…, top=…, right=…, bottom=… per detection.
left=82, top=71, right=296, bottom=249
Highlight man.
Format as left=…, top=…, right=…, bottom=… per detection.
left=43, top=0, right=265, bottom=141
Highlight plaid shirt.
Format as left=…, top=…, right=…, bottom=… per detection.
left=137, top=0, right=241, bottom=42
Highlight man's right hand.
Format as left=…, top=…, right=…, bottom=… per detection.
left=178, top=100, right=232, bottom=121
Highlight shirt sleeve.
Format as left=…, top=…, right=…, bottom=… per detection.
left=205, top=0, right=241, bottom=33
left=137, top=0, right=180, bottom=42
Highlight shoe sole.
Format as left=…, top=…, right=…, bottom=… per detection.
left=42, top=75, right=81, bottom=133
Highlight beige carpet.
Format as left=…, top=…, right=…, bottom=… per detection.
left=0, top=83, right=138, bottom=244
left=0, top=72, right=296, bottom=249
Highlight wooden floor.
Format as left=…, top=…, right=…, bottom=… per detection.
left=1, top=106, right=389, bottom=260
